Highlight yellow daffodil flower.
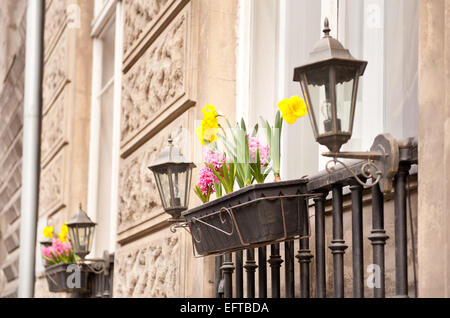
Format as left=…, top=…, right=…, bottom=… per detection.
left=202, top=105, right=218, bottom=123
left=196, top=126, right=218, bottom=145
left=277, top=95, right=307, bottom=125
left=43, top=226, right=54, bottom=239
left=58, top=223, right=69, bottom=242
left=196, top=105, right=219, bottom=145
left=58, top=232, right=68, bottom=242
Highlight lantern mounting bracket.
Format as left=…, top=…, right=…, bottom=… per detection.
left=321, top=134, right=399, bottom=193
left=78, top=250, right=111, bottom=275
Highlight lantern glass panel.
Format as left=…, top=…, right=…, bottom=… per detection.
left=154, top=168, right=171, bottom=210
left=184, top=166, right=192, bottom=207
left=303, top=64, right=358, bottom=136
left=69, top=225, right=95, bottom=257
left=303, top=65, right=334, bottom=136
left=335, top=65, right=359, bottom=134
left=69, top=227, right=80, bottom=253
left=169, top=165, right=187, bottom=208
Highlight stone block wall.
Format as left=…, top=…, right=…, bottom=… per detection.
left=113, top=0, right=237, bottom=298
left=34, top=0, right=94, bottom=297
left=0, top=0, right=27, bottom=298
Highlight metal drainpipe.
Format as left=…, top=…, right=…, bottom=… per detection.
left=17, top=0, right=44, bottom=298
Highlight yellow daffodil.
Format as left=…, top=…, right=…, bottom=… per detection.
left=196, top=105, right=219, bottom=145
left=277, top=95, right=307, bottom=125
left=58, top=223, right=69, bottom=242
left=43, top=226, right=54, bottom=239
left=202, top=105, right=218, bottom=123
left=196, top=125, right=218, bottom=145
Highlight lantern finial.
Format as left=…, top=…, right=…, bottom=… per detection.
left=323, top=17, right=331, bottom=37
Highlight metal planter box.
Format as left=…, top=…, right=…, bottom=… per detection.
left=45, top=263, right=90, bottom=293
left=182, top=179, right=310, bottom=256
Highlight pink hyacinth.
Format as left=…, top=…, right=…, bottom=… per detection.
left=198, top=164, right=218, bottom=196
left=197, top=149, right=227, bottom=196
left=48, top=238, right=73, bottom=257
left=248, top=135, right=270, bottom=166
left=204, top=149, right=226, bottom=171
left=61, top=241, right=72, bottom=256
left=41, top=246, right=54, bottom=260
left=53, top=239, right=65, bottom=256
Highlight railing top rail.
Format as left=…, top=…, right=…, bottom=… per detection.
left=306, top=137, right=418, bottom=193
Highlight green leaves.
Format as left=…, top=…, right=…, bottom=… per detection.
left=249, top=148, right=271, bottom=184
left=43, top=247, right=78, bottom=266
left=217, top=119, right=271, bottom=187
left=225, top=120, right=252, bottom=187
left=260, top=110, right=283, bottom=179
left=194, top=108, right=281, bottom=205
left=194, top=184, right=212, bottom=203
left=205, top=162, right=235, bottom=194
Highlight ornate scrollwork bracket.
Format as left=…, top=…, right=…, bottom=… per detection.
left=167, top=216, right=189, bottom=234
left=78, top=250, right=112, bottom=275
left=322, top=134, right=399, bottom=194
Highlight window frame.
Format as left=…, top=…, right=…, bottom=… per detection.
left=87, top=0, right=123, bottom=256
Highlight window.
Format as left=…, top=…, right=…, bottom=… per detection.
left=87, top=0, right=123, bottom=257
left=238, top=0, right=418, bottom=180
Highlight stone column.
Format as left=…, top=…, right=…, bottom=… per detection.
left=418, top=0, right=450, bottom=298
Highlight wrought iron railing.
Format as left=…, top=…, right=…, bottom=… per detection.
left=213, top=138, right=417, bottom=298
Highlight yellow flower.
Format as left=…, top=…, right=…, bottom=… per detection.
left=43, top=226, right=54, bottom=239
left=202, top=105, right=218, bottom=123
left=196, top=105, right=219, bottom=145
left=277, top=95, right=307, bottom=125
left=58, top=223, right=69, bottom=242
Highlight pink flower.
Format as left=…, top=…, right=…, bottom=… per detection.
left=204, top=149, right=226, bottom=171
left=61, top=241, right=72, bottom=256
left=53, top=239, right=65, bottom=256
left=248, top=135, right=270, bottom=166
left=197, top=149, right=229, bottom=196
left=41, top=246, right=54, bottom=260
left=198, top=164, right=218, bottom=196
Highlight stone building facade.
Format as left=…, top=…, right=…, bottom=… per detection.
left=0, top=0, right=448, bottom=298
left=0, top=0, right=27, bottom=298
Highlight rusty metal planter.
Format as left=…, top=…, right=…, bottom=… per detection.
left=182, top=179, right=313, bottom=256
left=45, top=263, right=90, bottom=293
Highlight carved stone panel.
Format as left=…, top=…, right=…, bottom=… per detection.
left=3, top=195, right=20, bottom=225
left=121, top=8, right=188, bottom=148
left=122, top=0, right=173, bottom=61
left=2, top=256, right=18, bottom=283
left=118, top=121, right=187, bottom=234
left=39, top=148, right=66, bottom=216
left=44, top=0, right=67, bottom=58
left=41, top=88, right=67, bottom=165
left=114, top=233, right=181, bottom=297
left=42, top=29, right=68, bottom=113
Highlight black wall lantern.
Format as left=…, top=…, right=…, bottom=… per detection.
left=148, top=136, right=196, bottom=220
left=294, top=18, right=400, bottom=192
left=67, top=203, right=111, bottom=286
left=67, top=204, right=96, bottom=260
left=294, top=18, right=367, bottom=154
